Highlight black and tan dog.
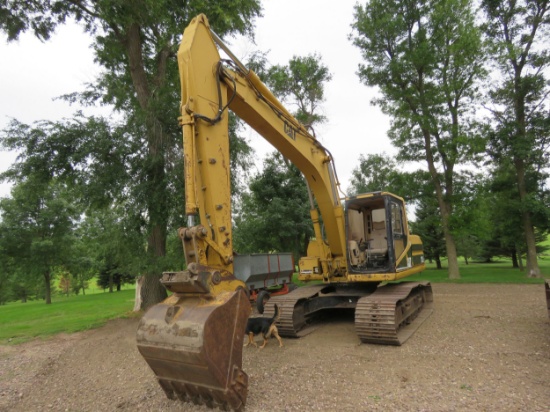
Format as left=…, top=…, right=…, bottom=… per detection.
left=244, top=304, right=283, bottom=349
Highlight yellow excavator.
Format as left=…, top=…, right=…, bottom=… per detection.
left=136, top=14, right=433, bottom=411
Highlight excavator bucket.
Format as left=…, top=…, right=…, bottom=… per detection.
left=136, top=289, right=250, bottom=411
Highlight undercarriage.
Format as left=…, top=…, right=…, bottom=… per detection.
left=265, top=281, right=433, bottom=345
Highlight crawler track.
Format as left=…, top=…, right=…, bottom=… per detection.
left=265, top=282, right=433, bottom=345
left=355, top=282, right=433, bottom=345
left=264, top=285, right=327, bottom=337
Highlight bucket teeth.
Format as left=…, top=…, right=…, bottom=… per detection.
left=157, top=372, right=247, bottom=411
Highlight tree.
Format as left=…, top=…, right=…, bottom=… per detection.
left=0, top=275, right=10, bottom=305
left=482, top=159, right=549, bottom=267
left=233, top=153, right=313, bottom=260
left=57, top=268, right=72, bottom=297
left=412, top=195, right=446, bottom=269
left=97, top=263, right=134, bottom=292
left=0, top=253, right=18, bottom=304
left=351, top=0, right=486, bottom=279
left=349, top=153, right=401, bottom=195
left=266, top=53, right=332, bottom=126
left=66, top=230, right=96, bottom=296
left=348, top=153, right=430, bottom=201
left=0, top=179, right=78, bottom=304
left=0, top=1, right=262, bottom=308
left=481, top=0, right=550, bottom=277
left=450, top=171, right=492, bottom=264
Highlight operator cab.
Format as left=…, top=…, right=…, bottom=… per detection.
left=345, top=192, right=408, bottom=274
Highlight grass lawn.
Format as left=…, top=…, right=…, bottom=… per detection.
left=0, top=289, right=137, bottom=345
left=407, top=258, right=549, bottom=283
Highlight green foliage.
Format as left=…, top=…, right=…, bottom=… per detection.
left=1, top=115, right=136, bottom=210
left=352, top=0, right=486, bottom=164
left=0, top=263, right=9, bottom=304
left=351, top=0, right=487, bottom=279
left=265, top=54, right=332, bottom=126
left=349, top=153, right=400, bottom=195
left=96, top=263, right=134, bottom=292
left=448, top=171, right=493, bottom=262
left=233, top=153, right=313, bottom=260
left=0, top=179, right=79, bottom=304
left=348, top=153, right=427, bottom=200
left=482, top=163, right=526, bottom=260
left=0, top=1, right=262, bottom=307
left=78, top=208, right=146, bottom=278
left=56, top=268, right=72, bottom=296
left=481, top=0, right=550, bottom=276
left=412, top=195, right=446, bottom=266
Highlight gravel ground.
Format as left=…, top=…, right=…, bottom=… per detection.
left=1, top=283, right=549, bottom=412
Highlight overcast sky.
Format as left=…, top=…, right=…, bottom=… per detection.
left=0, top=0, right=395, bottom=199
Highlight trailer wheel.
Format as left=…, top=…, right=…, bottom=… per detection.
left=256, top=290, right=270, bottom=314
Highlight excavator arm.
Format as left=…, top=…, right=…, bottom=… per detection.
left=136, top=14, right=346, bottom=411
left=178, top=14, right=348, bottom=279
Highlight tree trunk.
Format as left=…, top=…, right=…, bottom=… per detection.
left=421, top=129, right=460, bottom=279
left=109, top=272, right=114, bottom=293
left=139, top=224, right=169, bottom=309
left=521, top=208, right=540, bottom=277
left=511, top=252, right=518, bottom=268
left=435, top=255, right=442, bottom=270
left=518, top=249, right=524, bottom=271
left=435, top=195, right=460, bottom=279
left=443, top=231, right=460, bottom=279
left=514, top=154, right=540, bottom=276
left=134, top=276, right=144, bottom=312
left=140, top=274, right=167, bottom=310
left=125, top=22, right=170, bottom=309
left=464, top=256, right=469, bottom=265
left=512, top=70, right=541, bottom=277
left=44, top=270, right=52, bottom=304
